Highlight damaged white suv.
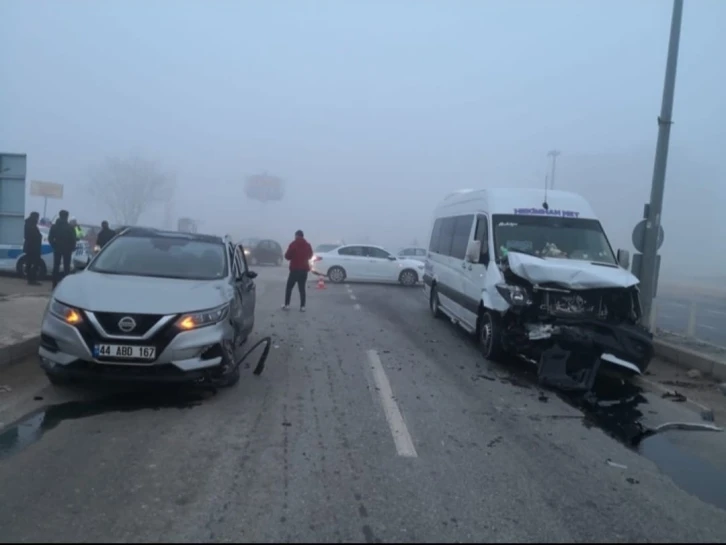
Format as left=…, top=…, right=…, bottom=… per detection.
left=423, top=188, right=653, bottom=391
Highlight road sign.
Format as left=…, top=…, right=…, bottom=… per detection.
left=30, top=180, right=64, bottom=199
left=632, top=219, right=664, bottom=254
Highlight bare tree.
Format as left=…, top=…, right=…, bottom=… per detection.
left=87, top=154, right=175, bottom=226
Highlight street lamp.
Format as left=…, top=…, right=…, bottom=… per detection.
left=637, top=0, right=684, bottom=328
left=547, top=150, right=561, bottom=189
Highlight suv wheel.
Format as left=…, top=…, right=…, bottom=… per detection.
left=46, top=371, right=73, bottom=386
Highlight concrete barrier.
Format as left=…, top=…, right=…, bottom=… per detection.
left=0, top=334, right=40, bottom=369
left=654, top=338, right=726, bottom=381
left=0, top=294, right=48, bottom=370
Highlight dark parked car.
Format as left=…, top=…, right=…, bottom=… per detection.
left=246, top=239, right=283, bottom=266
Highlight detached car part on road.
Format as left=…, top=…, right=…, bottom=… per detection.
left=424, top=188, right=654, bottom=392
left=39, top=228, right=258, bottom=387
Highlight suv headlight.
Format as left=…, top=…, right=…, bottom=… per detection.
left=175, top=303, right=230, bottom=331
left=495, top=283, right=532, bottom=306
left=49, top=299, right=83, bottom=325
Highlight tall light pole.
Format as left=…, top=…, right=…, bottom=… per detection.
left=638, top=0, right=684, bottom=326
left=547, top=150, right=561, bottom=189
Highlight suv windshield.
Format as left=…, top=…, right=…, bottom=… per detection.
left=492, top=214, right=616, bottom=265
left=89, top=235, right=228, bottom=280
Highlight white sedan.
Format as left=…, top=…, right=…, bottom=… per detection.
left=311, top=244, right=424, bottom=286
left=397, top=246, right=428, bottom=262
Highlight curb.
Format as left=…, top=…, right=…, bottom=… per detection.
left=654, top=339, right=726, bottom=381
left=0, top=335, right=40, bottom=370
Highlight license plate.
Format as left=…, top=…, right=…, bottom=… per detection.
left=93, top=344, right=156, bottom=360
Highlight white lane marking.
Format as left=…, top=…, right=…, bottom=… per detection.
left=354, top=303, right=361, bottom=310
left=705, top=309, right=726, bottom=317
left=350, top=294, right=357, bottom=301
left=366, top=349, right=418, bottom=458
left=659, top=313, right=674, bottom=319
left=699, top=324, right=717, bottom=330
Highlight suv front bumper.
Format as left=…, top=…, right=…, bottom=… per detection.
left=38, top=311, right=236, bottom=384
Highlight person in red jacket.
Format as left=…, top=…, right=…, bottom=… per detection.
left=283, top=230, right=314, bottom=311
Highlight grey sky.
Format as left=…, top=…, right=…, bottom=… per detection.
left=1, top=0, right=723, bottom=279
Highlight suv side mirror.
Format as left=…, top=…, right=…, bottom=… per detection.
left=465, top=240, right=481, bottom=263
left=246, top=270, right=258, bottom=279
left=387, top=255, right=396, bottom=261
left=73, top=257, right=89, bottom=271
left=616, top=249, right=630, bottom=269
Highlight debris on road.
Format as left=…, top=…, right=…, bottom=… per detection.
left=662, top=390, right=687, bottom=403
left=648, top=421, right=723, bottom=435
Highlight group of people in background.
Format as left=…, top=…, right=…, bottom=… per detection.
left=22, top=212, right=116, bottom=288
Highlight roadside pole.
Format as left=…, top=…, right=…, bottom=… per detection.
left=637, top=0, right=684, bottom=327
left=547, top=150, right=561, bottom=190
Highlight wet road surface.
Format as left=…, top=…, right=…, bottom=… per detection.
left=2, top=267, right=726, bottom=542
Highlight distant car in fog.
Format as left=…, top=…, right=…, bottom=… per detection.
left=311, top=244, right=424, bottom=286
left=397, top=247, right=428, bottom=262
left=246, top=239, right=283, bottom=266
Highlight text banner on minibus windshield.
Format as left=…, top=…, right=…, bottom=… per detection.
left=513, top=208, right=580, bottom=218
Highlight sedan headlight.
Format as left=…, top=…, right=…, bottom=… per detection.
left=495, top=283, right=532, bottom=306
left=49, top=299, right=83, bottom=325
left=175, top=303, right=230, bottom=331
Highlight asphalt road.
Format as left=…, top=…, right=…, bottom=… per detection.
left=1, top=267, right=726, bottom=542
left=0, top=272, right=53, bottom=297
left=656, top=292, right=726, bottom=347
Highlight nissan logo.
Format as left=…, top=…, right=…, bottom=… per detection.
left=118, top=316, right=137, bottom=333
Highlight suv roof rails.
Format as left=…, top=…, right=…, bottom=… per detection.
left=119, top=227, right=224, bottom=244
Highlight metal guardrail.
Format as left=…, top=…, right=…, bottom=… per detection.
left=651, top=297, right=726, bottom=350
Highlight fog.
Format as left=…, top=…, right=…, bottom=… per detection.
left=2, top=0, right=724, bottom=285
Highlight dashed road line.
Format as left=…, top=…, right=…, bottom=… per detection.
left=366, top=349, right=418, bottom=458
left=354, top=304, right=361, bottom=310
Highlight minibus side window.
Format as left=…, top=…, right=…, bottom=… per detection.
left=474, top=214, right=490, bottom=264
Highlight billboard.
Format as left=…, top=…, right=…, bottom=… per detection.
left=30, top=180, right=64, bottom=199
left=245, top=173, right=284, bottom=203
left=178, top=217, right=198, bottom=233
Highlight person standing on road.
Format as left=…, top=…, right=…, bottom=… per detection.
left=282, top=229, right=313, bottom=312
left=49, top=210, right=78, bottom=288
left=69, top=217, right=83, bottom=241
left=95, top=221, right=116, bottom=249
left=23, top=211, right=43, bottom=286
